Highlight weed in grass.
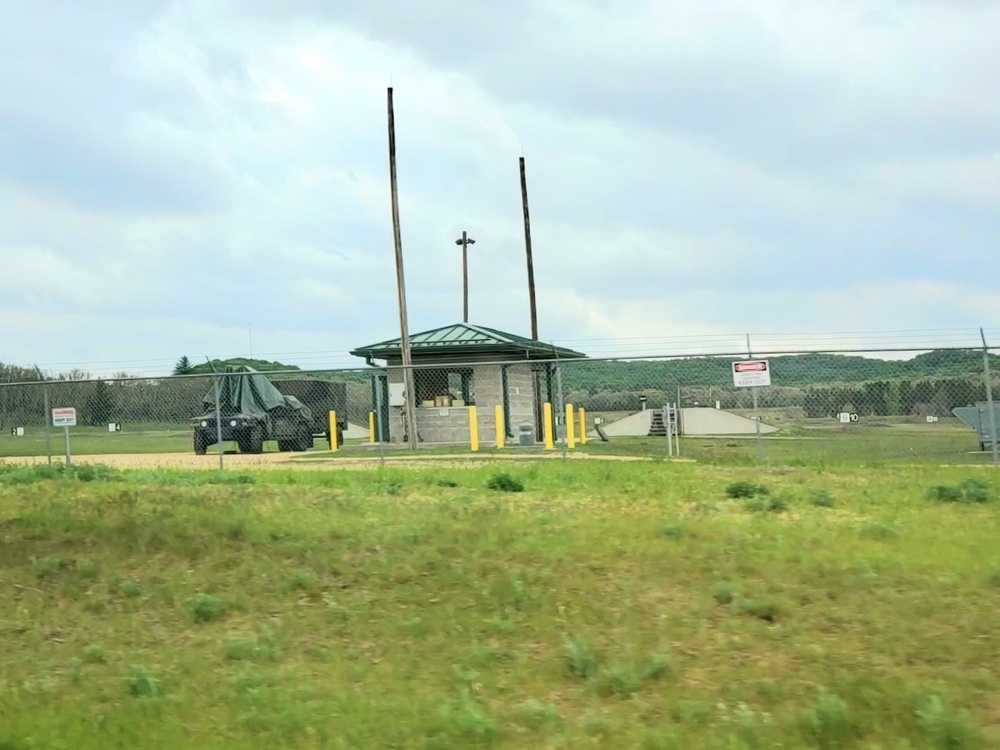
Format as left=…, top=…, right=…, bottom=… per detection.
left=75, top=558, right=99, bottom=581
left=582, top=713, right=613, bottom=738
left=126, top=665, right=161, bottom=698
left=916, top=695, right=981, bottom=749
left=711, top=581, right=738, bottom=605
left=595, top=654, right=670, bottom=698
left=486, top=472, right=524, bottom=493
left=810, top=489, right=835, bottom=508
left=928, top=478, right=991, bottom=504
left=726, top=481, right=769, bottom=499
left=30, top=556, right=69, bottom=580
left=565, top=636, right=598, bottom=680
left=118, top=579, right=142, bottom=598
left=661, top=523, right=685, bottom=539
left=83, top=645, right=106, bottom=664
left=747, top=495, right=789, bottom=513
left=805, top=689, right=858, bottom=748
left=436, top=688, right=499, bottom=743
left=285, top=568, right=322, bottom=594
left=516, top=699, right=561, bottom=730
left=736, top=599, right=781, bottom=623
left=436, top=478, right=460, bottom=488
left=185, top=593, right=227, bottom=623
left=224, top=633, right=282, bottom=663
left=860, top=522, right=898, bottom=541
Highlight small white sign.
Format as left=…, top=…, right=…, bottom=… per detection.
left=108, top=422, right=122, bottom=432
left=732, top=359, right=771, bottom=388
left=926, top=415, right=939, bottom=424
left=838, top=412, right=860, bottom=424
left=10, top=427, right=24, bottom=437
left=52, top=407, right=77, bottom=428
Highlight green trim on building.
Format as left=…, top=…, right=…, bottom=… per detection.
left=350, top=323, right=586, bottom=362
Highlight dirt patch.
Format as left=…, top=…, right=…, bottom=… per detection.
left=0, top=451, right=654, bottom=472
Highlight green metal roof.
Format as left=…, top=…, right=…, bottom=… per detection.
left=350, top=323, right=587, bottom=361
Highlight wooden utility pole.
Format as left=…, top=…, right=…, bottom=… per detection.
left=387, top=87, right=419, bottom=450
left=519, top=156, right=539, bottom=340
left=455, top=230, right=476, bottom=323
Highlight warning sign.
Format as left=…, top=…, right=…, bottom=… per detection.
left=52, top=407, right=77, bottom=428
left=732, top=360, right=771, bottom=388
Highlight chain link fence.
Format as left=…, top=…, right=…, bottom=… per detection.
left=1, top=343, right=999, bottom=468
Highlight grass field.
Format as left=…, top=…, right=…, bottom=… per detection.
left=2, top=460, right=999, bottom=748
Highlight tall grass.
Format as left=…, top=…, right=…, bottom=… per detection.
left=0, top=461, right=996, bottom=748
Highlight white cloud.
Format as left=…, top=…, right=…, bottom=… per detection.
left=0, top=0, right=999, bottom=376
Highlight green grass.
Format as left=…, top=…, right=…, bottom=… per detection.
left=0, top=461, right=998, bottom=748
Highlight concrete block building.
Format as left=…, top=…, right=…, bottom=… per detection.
left=350, top=323, right=586, bottom=446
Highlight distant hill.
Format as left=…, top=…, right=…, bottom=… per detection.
left=185, top=358, right=371, bottom=384
left=187, top=358, right=303, bottom=376
left=560, top=349, right=999, bottom=391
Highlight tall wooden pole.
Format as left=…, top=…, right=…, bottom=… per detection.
left=461, top=230, right=469, bottom=323
left=519, top=156, right=539, bottom=340
left=387, top=87, right=419, bottom=450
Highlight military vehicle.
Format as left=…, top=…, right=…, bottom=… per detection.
left=191, top=366, right=345, bottom=454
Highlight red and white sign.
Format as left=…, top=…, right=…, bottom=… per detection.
left=52, top=407, right=77, bottom=428
left=732, top=360, right=771, bottom=388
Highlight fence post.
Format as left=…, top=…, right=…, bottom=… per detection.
left=213, top=376, right=224, bottom=471
left=565, top=403, right=576, bottom=449
left=554, top=358, right=567, bottom=459
left=543, top=402, right=554, bottom=449
left=981, top=329, right=998, bottom=465
left=665, top=405, right=673, bottom=457
left=43, top=385, right=53, bottom=467
left=747, top=334, right=765, bottom=462
left=469, top=406, right=479, bottom=452
left=495, top=404, right=504, bottom=448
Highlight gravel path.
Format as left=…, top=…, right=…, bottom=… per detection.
left=0, top=451, right=652, bottom=471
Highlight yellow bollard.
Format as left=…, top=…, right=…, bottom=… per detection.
left=368, top=411, right=375, bottom=443
left=579, top=407, right=587, bottom=445
left=495, top=404, right=504, bottom=448
left=543, top=402, right=554, bottom=449
left=469, top=406, right=479, bottom=452
left=329, top=411, right=338, bottom=451
left=565, top=403, right=576, bottom=449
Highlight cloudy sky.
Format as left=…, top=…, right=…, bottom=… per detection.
left=2, top=0, right=999, bottom=375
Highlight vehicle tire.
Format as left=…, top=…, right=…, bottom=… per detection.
left=194, top=432, right=208, bottom=455
left=248, top=425, right=265, bottom=454
left=236, top=430, right=251, bottom=454
left=277, top=440, right=293, bottom=452
left=295, top=427, right=314, bottom=452
left=336, top=425, right=344, bottom=449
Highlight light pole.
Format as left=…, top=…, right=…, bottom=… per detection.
left=455, top=231, right=476, bottom=323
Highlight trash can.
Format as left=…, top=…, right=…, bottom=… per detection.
left=518, top=423, right=535, bottom=446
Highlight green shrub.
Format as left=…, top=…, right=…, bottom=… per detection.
left=185, top=593, right=227, bottom=623
left=916, top=694, right=982, bottom=749
left=810, top=490, right=835, bottom=508
left=564, top=636, right=598, bottom=680
left=595, top=654, right=670, bottom=698
left=126, top=665, right=160, bottom=698
left=711, top=581, right=738, bottom=605
left=927, top=478, right=991, bottom=504
left=726, top=481, right=769, bottom=499
left=805, top=689, right=858, bottom=748
left=736, top=599, right=781, bottom=622
left=487, top=473, right=524, bottom=493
